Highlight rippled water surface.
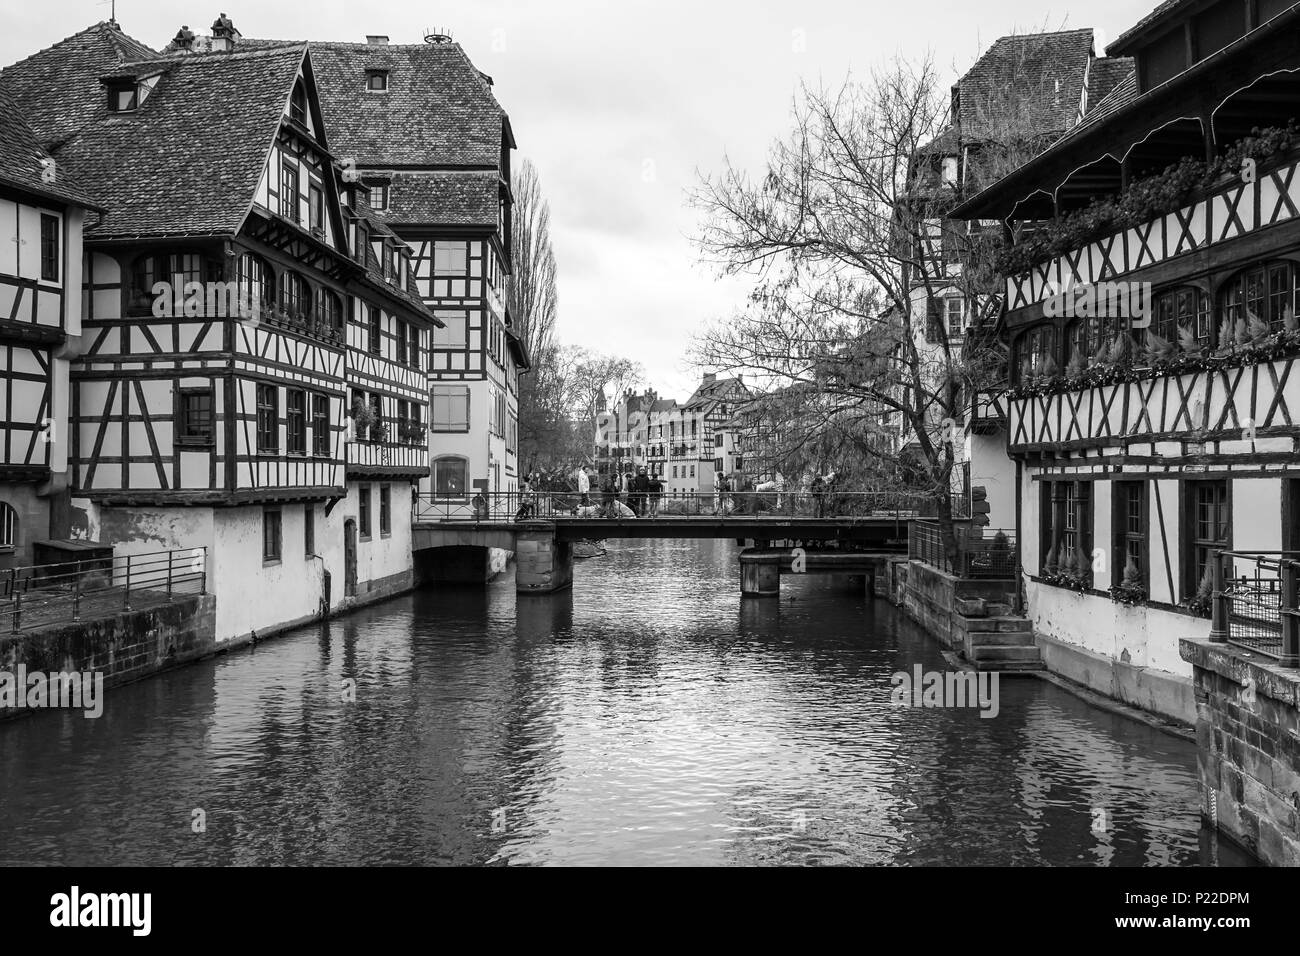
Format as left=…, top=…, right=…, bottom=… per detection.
left=0, top=538, right=1253, bottom=865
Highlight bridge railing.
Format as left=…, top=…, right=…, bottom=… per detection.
left=1, top=547, right=207, bottom=633
left=414, top=490, right=970, bottom=523
left=1210, top=550, right=1300, bottom=667
left=909, top=520, right=1016, bottom=579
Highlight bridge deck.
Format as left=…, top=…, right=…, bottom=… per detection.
left=412, top=514, right=913, bottom=545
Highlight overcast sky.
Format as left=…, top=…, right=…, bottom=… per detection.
left=4, top=0, right=1146, bottom=399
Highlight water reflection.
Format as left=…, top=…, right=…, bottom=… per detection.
left=0, top=537, right=1253, bottom=866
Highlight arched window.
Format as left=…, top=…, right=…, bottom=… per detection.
left=235, top=253, right=272, bottom=320
left=1151, top=286, right=1209, bottom=346
left=0, top=502, right=15, bottom=548
left=1017, top=324, right=1058, bottom=382
left=279, top=271, right=310, bottom=325
left=1221, top=260, right=1297, bottom=333
left=129, top=251, right=219, bottom=314
left=315, top=288, right=343, bottom=341
left=432, top=456, right=468, bottom=498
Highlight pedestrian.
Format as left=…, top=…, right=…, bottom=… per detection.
left=577, top=465, right=591, bottom=506
left=648, top=470, right=664, bottom=516
left=601, top=473, right=618, bottom=518
left=812, top=474, right=826, bottom=518
left=630, top=466, right=651, bottom=516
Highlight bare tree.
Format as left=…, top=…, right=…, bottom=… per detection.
left=506, top=158, right=558, bottom=362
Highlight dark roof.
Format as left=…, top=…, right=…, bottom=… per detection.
left=685, top=376, right=748, bottom=409
left=46, top=45, right=308, bottom=239
left=348, top=191, right=440, bottom=323
left=1107, top=0, right=1190, bottom=55
left=956, top=29, right=1095, bottom=142
left=0, top=21, right=157, bottom=149
left=0, top=88, right=99, bottom=208
left=246, top=39, right=507, bottom=169
left=379, top=170, right=500, bottom=227
left=1086, top=56, right=1134, bottom=108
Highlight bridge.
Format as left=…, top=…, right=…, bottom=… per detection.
left=411, top=491, right=972, bottom=597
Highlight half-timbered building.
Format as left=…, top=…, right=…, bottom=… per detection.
left=302, top=34, right=531, bottom=516
left=0, top=19, right=439, bottom=640
left=0, top=89, right=101, bottom=568
left=951, top=0, right=1300, bottom=720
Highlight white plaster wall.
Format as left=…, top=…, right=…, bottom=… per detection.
left=1233, top=477, right=1282, bottom=553
left=212, top=505, right=323, bottom=643
left=1151, top=480, right=1181, bottom=605
left=969, top=433, right=1015, bottom=531
left=1093, top=480, right=1114, bottom=591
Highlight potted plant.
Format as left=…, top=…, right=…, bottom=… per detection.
left=1109, top=556, right=1147, bottom=606
left=1184, top=564, right=1215, bottom=618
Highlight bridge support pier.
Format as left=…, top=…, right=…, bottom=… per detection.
left=516, top=530, right=573, bottom=595
left=740, top=552, right=781, bottom=597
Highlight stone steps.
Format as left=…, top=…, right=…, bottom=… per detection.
left=967, top=627, right=1037, bottom=647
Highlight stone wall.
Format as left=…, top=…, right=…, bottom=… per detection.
left=902, top=560, right=1014, bottom=651
left=1181, top=637, right=1300, bottom=866
left=515, top=532, right=573, bottom=594
left=1, top=593, right=217, bottom=719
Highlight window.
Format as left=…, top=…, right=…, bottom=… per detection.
left=39, top=214, right=59, bottom=281
left=365, top=70, right=389, bottom=91
left=431, top=386, right=470, bottom=432
left=433, top=241, right=468, bottom=274
left=406, top=323, right=421, bottom=370
left=0, top=502, right=17, bottom=548
left=256, top=384, right=278, bottom=453
left=236, top=253, right=271, bottom=320
left=355, top=222, right=368, bottom=263
left=368, top=306, right=382, bottom=355
left=1152, top=287, right=1209, bottom=346
left=380, top=484, right=391, bottom=536
left=304, top=505, right=316, bottom=556
left=263, top=508, right=282, bottom=562
left=945, top=297, right=966, bottom=339
left=432, top=457, right=467, bottom=497
left=395, top=319, right=408, bottom=364
left=358, top=484, right=372, bottom=538
left=1221, top=261, right=1296, bottom=333
left=281, top=162, right=300, bottom=221
left=369, top=393, right=384, bottom=443
left=106, top=81, right=138, bottom=112
left=432, top=312, right=467, bottom=348
left=1187, top=480, right=1230, bottom=599
left=311, top=393, right=330, bottom=456
left=368, top=184, right=389, bottom=211
left=1017, top=325, right=1058, bottom=382
left=280, top=272, right=309, bottom=323
left=178, top=388, right=214, bottom=445
left=315, top=288, right=342, bottom=340
left=289, top=82, right=307, bottom=124
left=287, top=389, right=307, bottom=455
left=1040, top=480, right=1092, bottom=574
left=131, top=252, right=219, bottom=314
left=309, top=185, right=325, bottom=234
left=690, top=465, right=696, bottom=478
left=1113, top=481, right=1148, bottom=590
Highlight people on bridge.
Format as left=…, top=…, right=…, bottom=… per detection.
left=576, top=465, right=591, bottom=506
left=648, top=471, right=664, bottom=516
left=630, top=466, right=651, bottom=516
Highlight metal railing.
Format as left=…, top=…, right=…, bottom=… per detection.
left=1, top=547, right=207, bottom=634
left=1210, top=550, right=1300, bottom=666
left=909, top=519, right=1016, bottom=579
left=414, top=490, right=971, bottom=524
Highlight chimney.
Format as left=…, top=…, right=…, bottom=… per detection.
left=171, top=25, right=196, bottom=52
left=210, top=12, right=240, bottom=51
left=366, top=35, right=390, bottom=46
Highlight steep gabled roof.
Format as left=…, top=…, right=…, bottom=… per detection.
left=45, top=45, right=308, bottom=239
left=0, top=21, right=157, bottom=149
left=378, top=170, right=500, bottom=227
left=246, top=39, right=507, bottom=168
left=1107, top=0, right=1190, bottom=55
left=348, top=191, right=441, bottom=324
left=1086, top=56, right=1135, bottom=108
left=957, top=29, right=1095, bottom=142
left=0, top=88, right=99, bottom=208
left=684, top=376, right=748, bottom=409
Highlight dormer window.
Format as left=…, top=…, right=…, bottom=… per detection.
left=365, top=70, right=389, bottom=92
left=106, top=81, right=138, bottom=112
left=368, top=183, right=389, bottom=211
left=289, top=81, right=307, bottom=124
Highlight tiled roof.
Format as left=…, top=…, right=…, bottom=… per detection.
left=47, top=45, right=308, bottom=239
left=348, top=191, right=439, bottom=322
left=247, top=39, right=506, bottom=168
left=957, top=29, right=1095, bottom=142
left=1086, top=56, right=1134, bottom=108
left=0, top=21, right=157, bottom=149
left=379, top=170, right=501, bottom=227
left=0, top=88, right=99, bottom=208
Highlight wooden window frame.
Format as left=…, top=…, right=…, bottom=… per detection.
left=39, top=214, right=59, bottom=282
left=177, top=387, right=215, bottom=447
left=430, top=385, right=471, bottom=433
left=280, top=161, right=300, bottom=222
left=286, top=388, right=307, bottom=456
left=312, top=393, right=330, bottom=457
left=256, top=383, right=278, bottom=454
left=263, top=507, right=283, bottom=564
left=1112, top=480, right=1149, bottom=590
left=304, top=504, right=315, bottom=557
left=380, top=484, right=391, bottom=537
left=1184, top=479, right=1231, bottom=600
left=358, top=484, right=372, bottom=539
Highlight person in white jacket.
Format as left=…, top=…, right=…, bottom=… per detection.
left=576, top=465, right=591, bottom=505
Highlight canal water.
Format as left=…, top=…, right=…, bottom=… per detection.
left=0, top=538, right=1254, bottom=866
